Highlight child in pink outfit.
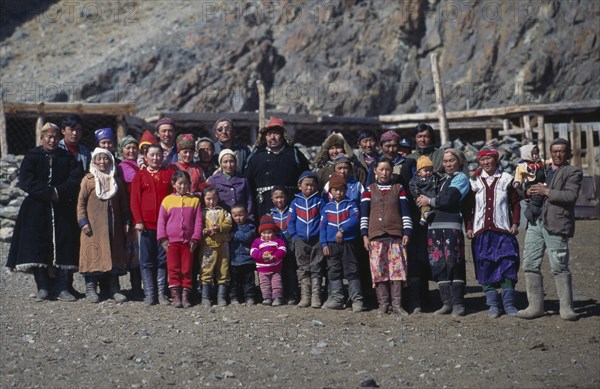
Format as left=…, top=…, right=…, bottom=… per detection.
left=251, top=215, right=287, bottom=306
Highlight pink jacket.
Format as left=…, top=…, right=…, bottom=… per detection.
left=157, top=193, right=203, bottom=243
left=250, top=237, right=286, bottom=273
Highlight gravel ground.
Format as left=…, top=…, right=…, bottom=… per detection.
left=1, top=220, right=599, bottom=388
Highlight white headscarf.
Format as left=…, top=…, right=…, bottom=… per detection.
left=519, top=144, right=537, bottom=161
left=90, top=147, right=118, bottom=200
left=217, top=148, right=237, bottom=173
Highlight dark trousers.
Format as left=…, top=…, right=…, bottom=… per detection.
left=325, top=239, right=361, bottom=281
left=230, top=264, right=256, bottom=301
left=282, top=251, right=299, bottom=299
left=294, top=237, right=325, bottom=280
left=138, top=229, right=167, bottom=270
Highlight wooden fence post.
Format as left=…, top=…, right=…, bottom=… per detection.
left=570, top=119, right=581, bottom=167
left=537, top=115, right=545, bottom=160
left=523, top=115, right=532, bottom=142
left=0, top=97, right=7, bottom=157
left=116, top=115, right=126, bottom=145
left=430, top=53, right=449, bottom=145
left=35, top=115, right=44, bottom=147
left=257, top=80, right=266, bottom=130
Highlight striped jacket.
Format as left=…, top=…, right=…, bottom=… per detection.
left=250, top=237, right=287, bottom=273
left=320, top=198, right=360, bottom=246
left=287, top=192, right=325, bottom=242
left=157, top=193, right=203, bottom=243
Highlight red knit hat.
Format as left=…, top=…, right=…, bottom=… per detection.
left=259, top=215, right=279, bottom=233
left=328, top=175, right=347, bottom=190
left=477, top=145, right=499, bottom=160
left=139, top=130, right=158, bottom=149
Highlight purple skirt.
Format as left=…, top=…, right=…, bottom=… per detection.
left=472, top=230, right=520, bottom=286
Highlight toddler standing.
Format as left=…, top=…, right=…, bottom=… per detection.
left=229, top=204, right=257, bottom=306
left=251, top=215, right=287, bottom=306
left=200, top=186, right=233, bottom=307
left=157, top=171, right=203, bottom=308
left=409, top=156, right=439, bottom=226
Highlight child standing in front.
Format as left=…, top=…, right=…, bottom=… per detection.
left=320, top=175, right=364, bottom=312
left=251, top=215, right=287, bottom=306
left=409, top=156, right=439, bottom=226
left=157, top=171, right=203, bottom=308
left=288, top=171, right=326, bottom=308
left=200, top=186, right=233, bottom=307
left=269, top=186, right=298, bottom=305
left=229, top=204, right=257, bottom=306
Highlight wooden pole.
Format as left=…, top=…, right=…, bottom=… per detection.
left=537, top=115, right=545, bottom=160
left=35, top=115, right=44, bottom=147
left=485, top=128, right=493, bottom=143
left=430, top=53, right=449, bottom=145
left=257, top=80, right=266, bottom=130
left=523, top=115, right=532, bottom=141
left=0, top=97, right=7, bottom=157
left=570, top=119, right=581, bottom=167
left=116, top=115, right=126, bottom=145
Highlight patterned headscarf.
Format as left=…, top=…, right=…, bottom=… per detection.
left=443, top=148, right=469, bottom=175
left=90, top=148, right=118, bottom=200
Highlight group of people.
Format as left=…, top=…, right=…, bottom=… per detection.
left=6, top=115, right=582, bottom=321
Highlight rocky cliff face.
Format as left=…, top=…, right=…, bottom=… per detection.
left=1, top=0, right=598, bottom=117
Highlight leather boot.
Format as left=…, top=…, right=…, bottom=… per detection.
left=297, top=278, right=311, bottom=308
left=217, top=284, right=228, bottom=307
left=141, top=268, right=156, bottom=305
left=84, top=275, right=99, bottom=303
left=517, top=272, right=545, bottom=319
left=109, top=274, right=127, bottom=303
left=451, top=281, right=466, bottom=317
left=391, top=281, right=408, bottom=316
left=554, top=273, right=577, bottom=321
left=33, top=267, right=50, bottom=301
left=501, top=288, right=518, bottom=317
left=98, top=275, right=110, bottom=300
left=57, top=268, right=76, bottom=302
left=129, top=268, right=144, bottom=301
left=182, top=288, right=192, bottom=308
left=171, top=286, right=182, bottom=308
left=310, top=277, right=322, bottom=309
left=407, top=277, right=422, bottom=314
left=347, top=279, right=364, bottom=312
left=375, top=282, right=391, bottom=315
left=434, top=282, right=452, bottom=315
left=157, top=267, right=169, bottom=305
left=201, top=284, right=212, bottom=308
left=485, top=290, right=500, bottom=319
left=67, top=271, right=85, bottom=299
left=322, top=279, right=344, bottom=310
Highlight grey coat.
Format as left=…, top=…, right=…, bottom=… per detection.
left=542, top=164, right=582, bottom=238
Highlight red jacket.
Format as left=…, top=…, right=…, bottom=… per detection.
left=130, top=167, right=174, bottom=230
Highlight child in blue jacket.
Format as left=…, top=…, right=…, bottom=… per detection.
left=288, top=171, right=325, bottom=309
left=320, top=175, right=364, bottom=312
left=229, top=204, right=257, bottom=306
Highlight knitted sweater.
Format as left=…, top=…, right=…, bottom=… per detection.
left=157, top=193, right=203, bottom=243
left=202, top=206, right=233, bottom=248
left=360, top=182, right=412, bottom=239
left=130, top=167, right=174, bottom=230
left=250, top=237, right=286, bottom=273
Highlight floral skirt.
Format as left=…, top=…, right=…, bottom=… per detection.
left=472, top=230, right=519, bottom=286
left=427, top=228, right=466, bottom=282
left=368, top=237, right=407, bottom=287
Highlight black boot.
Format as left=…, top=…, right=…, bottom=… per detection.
left=157, top=267, right=169, bottom=305
left=84, top=275, right=99, bottom=303
left=217, top=284, right=228, bottom=307
left=33, top=267, right=51, bottom=301
left=98, top=275, right=110, bottom=300
left=201, top=284, right=212, bottom=308
left=141, top=268, right=156, bottom=305
left=129, top=268, right=144, bottom=301
left=434, top=282, right=452, bottom=315
left=57, top=269, right=76, bottom=302
left=109, top=274, right=127, bottom=303
left=451, top=281, right=466, bottom=317
left=67, top=271, right=85, bottom=299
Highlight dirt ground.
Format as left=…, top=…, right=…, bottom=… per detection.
left=1, top=220, right=599, bottom=388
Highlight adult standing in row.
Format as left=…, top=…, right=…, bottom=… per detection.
left=366, top=130, right=415, bottom=188
left=212, top=118, right=251, bottom=174
left=245, top=117, right=310, bottom=218
left=354, top=129, right=381, bottom=177
left=208, top=149, right=254, bottom=218
left=59, top=114, right=91, bottom=172
left=518, top=138, right=582, bottom=321
left=7, top=123, right=83, bottom=301
left=417, top=148, right=470, bottom=316
left=155, top=117, right=178, bottom=167
left=465, top=146, right=521, bottom=318
left=408, top=123, right=444, bottom=172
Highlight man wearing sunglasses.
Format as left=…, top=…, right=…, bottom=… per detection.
left=212, top=118, right=251, bottom=174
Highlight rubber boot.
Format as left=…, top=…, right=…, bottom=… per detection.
left=129, top=268, right=144, bottom=301
left=375, top=282, right=391, bottom=315
left=57, top=269, right=76, bottom=302
left=517, top=272, right=545, bottom=319
left=501, top=288, right=518, bottom=317
left=407, top=277, right=422, bottom=314
left=171, top=286, right=183, bottom=308
left=67, top=271, right=85, bottom=299
left=201, top=284, right=212, bottom=308
left=391, top=281, right=408, bottom=316
left=141, top=268, right=156, bottom=305
left=157, top=267, right=169, bottom=305
left=347, top=279, right=365, bottom=312
left=554, top=273, right=577, bottom=321
left=217, top=284, right=228, bottom=307
left=322, top=279, right=344, bottom=310
left=109, top=274, right=127, bottom=303
left=297, top=278, right=312, bottom=308
left=451, top=281, right=466, bottom=317
left=182, top=288, right=192, bottom=308
left=33, top=267, right=50, bottom=301
left=485, top=290, right=500, bottom=319
left=98, top=275, right=110, bottom=300
left=434, top=282, right=452, bottom=315
left=84, top=275, right=99, bottom=303
left=310, top=277, right=322, bottom=309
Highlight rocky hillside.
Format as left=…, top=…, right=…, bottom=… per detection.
left=1, top=0, right=598, bottom=118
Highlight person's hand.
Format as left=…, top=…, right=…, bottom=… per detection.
left=161, top=240, right=170, bottom=253
left=82, top=224, right=92, bottom=237
left=323, top=246, right=330, bottom=257
left=335, top=230, right=344, bottom=245
left=135, top=223, right=145, bottom=232
left=363, top=236, right=370, bottom=252
left=190, top=239, right=199, bottom=252
left=466, top=229, right=474, bottom=239
left=510, top=224, right=519, bottom=236
left=529, top=183, right=549, bottom=197
left=262, top=251, right=272, bottom=261
left=402, top=235, right=410, bottom=247
left=416, top=195, right=431, bottom=208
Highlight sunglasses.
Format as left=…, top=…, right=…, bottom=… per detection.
left=216, top=125, right=233, bottom=133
